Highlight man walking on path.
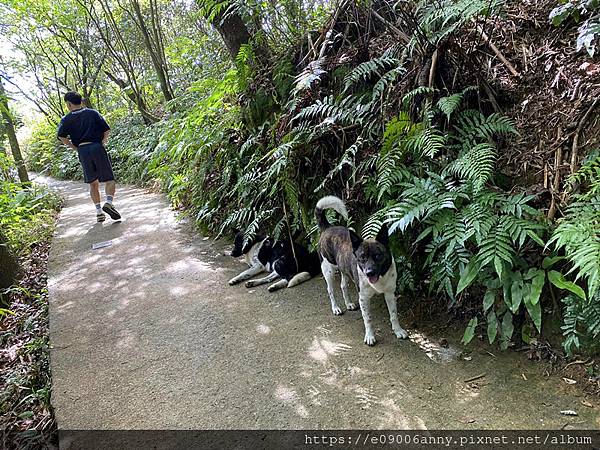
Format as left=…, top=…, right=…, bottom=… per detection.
left=57, top=91, right=121, bottom=223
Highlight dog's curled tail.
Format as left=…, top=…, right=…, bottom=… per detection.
left=315, top=195, right=348, bottom=230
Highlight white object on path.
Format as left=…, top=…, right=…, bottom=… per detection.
left=91, top=240, right=113, bottom=250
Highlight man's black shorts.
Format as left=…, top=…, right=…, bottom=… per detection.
left=77, top=142, right=115, bottom=183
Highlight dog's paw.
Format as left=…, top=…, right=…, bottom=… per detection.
left=346, top=303, right=359, bottom=311
left=394, top=327, right=408, bottom=339
left=267, top=285, right=277, bottom=292
left=228, top=278, right=238, bottom=286
left=364, top=333, right=377, bottom=346
left=245, top=281, right=255, bottom=288
left=332, top=306, right=343, bottom=316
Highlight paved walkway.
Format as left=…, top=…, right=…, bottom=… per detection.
left=44, top=178, right=598, bottom=436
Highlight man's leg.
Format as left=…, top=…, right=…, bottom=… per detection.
left=105, top=180, right=116, bottom=204
left=90, top=180, right=105, bottom=222
left=101, top=180, right=121, bottom=220
left=90, top=180, right=101, bottom=204
left=95, top=143, right=121, bottom=220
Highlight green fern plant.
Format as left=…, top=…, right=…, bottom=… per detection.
left=562, top=292, right=600, bottom=356
left=550, top=151, right=600, bottom=299
left=366, top=83, right=548, bottom=350
left=343, top=49, right=402, bottom=92
left=412, top=0, right=504, bottom=49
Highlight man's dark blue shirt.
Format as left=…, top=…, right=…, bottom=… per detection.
left=57, top=108, right=110, bottom=147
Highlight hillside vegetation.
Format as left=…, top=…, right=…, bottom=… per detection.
left=1, top=0, right=599, bottom=359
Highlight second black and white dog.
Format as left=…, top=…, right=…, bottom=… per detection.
left=229, top=230, right=321, bottom=292
left=315, top=196, right=408, bottom=346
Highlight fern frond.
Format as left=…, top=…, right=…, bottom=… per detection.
left=385, top=175, right=458, bottom=233
left=294, top=58, right=327, bottom=92
left=315, top=137, right=364, bottom=193
left=583, top=293, right=600, bottom=338
left=566, top=149, right=600, bottom=198
left=372, top=66, right=406, bottom=101
left=363, top=209, right=388, bottom=239
left=402, top=86, right=436, bottom=107
left=406, top=126, right=447, bottom=158
left=414, top=0, right=504, bottom=46
left=550, top=199, right=600, bottom=298
left=476, top=216, right=516, bottom=271
left=454, top=111, right=516, bottom=145
left=343, top=55, right=401, bottom=92
left=437, top=93, right=463, bottom=119
left=444, top=143, right=496, bottom=191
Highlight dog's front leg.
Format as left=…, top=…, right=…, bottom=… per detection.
left=384, top=292, right=408, bottom=339
left=245, top=271, right=279, bottom=288
left=228, top=265, right=265, bottom=285
left=358, top=291, right=376, bottom=345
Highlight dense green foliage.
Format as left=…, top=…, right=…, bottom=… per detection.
left=550, top=151, right=600, bottom=354
left=0, top=154, right=62, bottom=256
left=26, top=120, right=80, bottom=180
left=0, top=156, right=61, bottom=447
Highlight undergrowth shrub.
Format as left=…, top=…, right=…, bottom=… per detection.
left=148, top=70, right=241, bottom=217
left=359, top=87, right=551, bottom=350
left=108, top=116, right=163, bottom=185
left=0, top=154, right=62, bottom=256
left=26, top=119, right=80, bottom=180
left=0, top=157, right=60, bottom=448
left=549, top=150, right=600, bottom=355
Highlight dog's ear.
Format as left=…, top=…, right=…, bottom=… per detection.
left=350, top=230, right=363, bottom=252
left=376, top=223, right=389, bottom=247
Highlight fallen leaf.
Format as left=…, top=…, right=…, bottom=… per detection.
left=581, top=400, right=593, bottom=408
left=522, top=373, right=527, bottom=381
left=560, top=410, right=578, bottom=416
left=562, top=377, right=577, bottom=385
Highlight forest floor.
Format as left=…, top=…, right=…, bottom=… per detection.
left=41, top=177, right=599, bottom=441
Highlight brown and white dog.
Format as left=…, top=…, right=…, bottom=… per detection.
left=315, top=196, right=408, bottom=346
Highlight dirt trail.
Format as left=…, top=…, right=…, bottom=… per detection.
left=42, top=178, right=598, bottom=432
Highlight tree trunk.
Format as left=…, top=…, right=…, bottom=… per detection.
left=104, top=71, right=160, bottom=124
left=78, top=0, right=160, bottom=123
left=0, top=230, right=18, bottom=304
left=211, top=4, right=253, bottom=60
left=130, top=0, right=174, bottom=103
left=0, top=80, right=29, bottom=183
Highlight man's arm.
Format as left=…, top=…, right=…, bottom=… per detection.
left=58, top=136, right=77, bottom=151
left=102, top=130, right=110, bottom=146
left=95, top=110, right=110, bottom=147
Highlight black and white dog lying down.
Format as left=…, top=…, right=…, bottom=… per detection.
left=315, top=196, right=408, bottom=346
left=228, top=230, right=321, bottom=292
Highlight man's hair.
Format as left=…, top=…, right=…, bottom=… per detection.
left=64, top=91, right=82, bottom=105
